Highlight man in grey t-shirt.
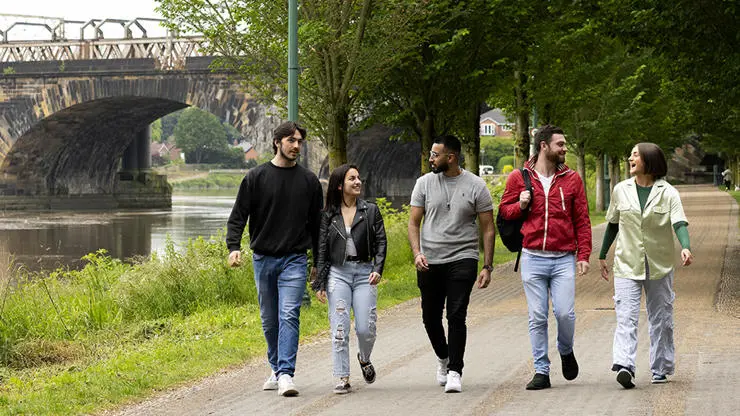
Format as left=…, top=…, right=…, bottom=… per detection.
left=407, top=135, right=495, bottom=393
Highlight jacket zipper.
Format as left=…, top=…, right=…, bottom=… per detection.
left=332, top=220, right=349, bottom=266
left=543, top=191, right=549, bottom=250
left=559, top=187, right=565, bottom=210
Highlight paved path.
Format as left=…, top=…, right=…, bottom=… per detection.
left=112, top=185, right=739, bottom=416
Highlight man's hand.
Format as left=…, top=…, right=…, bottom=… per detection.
left=227, top=250, right=241, bottom=267
left=519, top=190, right=531, bottom=210
left=476, top=269, right=491, bottom=289
left=414, top=253, right=429, bottom=272
left=681, top=249, right=694, bottom=266
left=316, top=290, right=327, bottom=303
left=599, top=259, right=610, bottom=281
left=576, top=261, right=590, bottom=276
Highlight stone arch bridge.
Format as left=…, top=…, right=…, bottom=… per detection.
left=0, top=31, right=277, bottom=209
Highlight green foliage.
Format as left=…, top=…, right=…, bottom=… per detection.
left=171, top=172, right=245, bottom=190
left=480, top=136, right=515, bottom=170
left=497, top=156, right=515, bottom=173
left=174, top=108, right=230, bottom=164
left=2, top=67, right=15, bottom=75
left=150, top=119, right=163, bottom=143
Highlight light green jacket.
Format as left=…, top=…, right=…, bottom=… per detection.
left=606, top=178, right=688, bottom=280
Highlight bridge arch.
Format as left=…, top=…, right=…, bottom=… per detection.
left=0, top=68, right=279, bottom=207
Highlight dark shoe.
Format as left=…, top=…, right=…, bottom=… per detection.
left=526, top=373, right=551, bottom=390
left=561, top=352, right=579, bottom=381
left=616, top=367, right=636, bottom=389
left=358, top=353, right=376, bottom=384
left=651, top=374, right=668, bottom=384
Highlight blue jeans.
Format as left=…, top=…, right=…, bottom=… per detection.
left=327, top=261, right=377, bottom=377
left=252, top=252, right=308, bottom=378
left=520, top=252, right=576, bottom=375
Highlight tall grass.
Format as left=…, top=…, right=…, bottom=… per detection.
left=0, top=194, right=602, bottom=414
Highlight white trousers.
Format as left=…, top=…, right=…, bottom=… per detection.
left=612, top=270, right=675, bottom=376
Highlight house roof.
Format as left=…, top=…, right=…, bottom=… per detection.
left=233, top=141, right=254, bottom=152
left=480, top=108, right=512, bottom=125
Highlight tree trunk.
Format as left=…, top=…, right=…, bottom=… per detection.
left=327, top=107, right=349, bottom=171
left=461, top=102, right=481, bottom=174
left=609, top=155, right=620, bottom=192
left=513, top=69, right=530, bottom=168
left=575, top=141, right=586, bottom=182
left=419, top=115, right=435, bottom=175
left=623, top=160, right=631, bottom=180
left=595, top=151, right=605, bottom=211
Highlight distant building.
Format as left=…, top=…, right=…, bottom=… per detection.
left=479, top=109, right=514, bottom=137
left=233, top=141, right=259, bottom=161
left=150, top=142, right=184, bottom=166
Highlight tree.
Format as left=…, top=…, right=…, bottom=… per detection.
left=363, top=0, right=509, bottom=174
left=174, top=107, right=229, bottom=164
left=157, top=0, right=387, bottom=170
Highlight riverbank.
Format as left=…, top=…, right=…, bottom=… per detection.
left=0, top=198, right=603, bottom=415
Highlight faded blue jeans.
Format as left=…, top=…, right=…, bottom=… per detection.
left=327, top=261, right=377, bottom=378
left=252, top=252, right=308, bottom=378
left=520, top=252, right=576, bottom=375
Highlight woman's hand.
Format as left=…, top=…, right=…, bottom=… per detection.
left=316, top=290, right=327, bottom=304
left=369, top=272, right=382, bottom=286
left=681, top=249, right=694, bottom=266
left=599, top=259, right=610, bottom=282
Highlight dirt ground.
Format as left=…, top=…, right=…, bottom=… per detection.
left=109, top=185, right=739, bottom=416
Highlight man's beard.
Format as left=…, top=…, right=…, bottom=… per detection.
left=431, top=162, right=449, bottom=174
left=546, top=150, right=565, bottom=164
left=280, top=145, right=298, bottom=161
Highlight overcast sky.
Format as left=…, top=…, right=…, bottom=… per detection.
left=1, top=1, right=166, bottom=40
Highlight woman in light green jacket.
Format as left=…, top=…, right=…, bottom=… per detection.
left=599, top=142, right=694, bottom=389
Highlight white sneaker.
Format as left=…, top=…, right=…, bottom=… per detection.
left=437, top=357, right=449, bottom=386
left=262, top=372, right=278, bottom=390
left=445, top=371, right=462, bottom=393
left=277, top=374, right=299, bottom=396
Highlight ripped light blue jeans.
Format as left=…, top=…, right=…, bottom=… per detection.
left=327, top=261, right=377, bottom=378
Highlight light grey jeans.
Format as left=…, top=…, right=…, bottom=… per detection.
left=327, top=261, right=378, bottom=378
left=613, top=269, right=675, bottom=376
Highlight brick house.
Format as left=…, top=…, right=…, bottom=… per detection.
left=479, top=109, right=514, bottom=137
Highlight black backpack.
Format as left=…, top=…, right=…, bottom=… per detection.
left=495, top=168, right=532, bottom=272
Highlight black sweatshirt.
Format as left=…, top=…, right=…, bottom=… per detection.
left=226, top=162, right=323, bottom=264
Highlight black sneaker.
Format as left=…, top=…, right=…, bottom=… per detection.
left=616, top=367, right=635, bottom=389
left=561, top=352, right=579, bottom=381
left=358, top=353, right=376, bottom=384
left=526, top=373, right=551, bottom=390
left=333, top=379, right=351, bottom=394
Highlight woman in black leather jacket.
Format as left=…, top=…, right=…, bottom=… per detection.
left=313, top=164, right=387, bottom=394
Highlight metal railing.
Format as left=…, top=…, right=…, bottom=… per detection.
left=0, top=14, right=209, bottom=70
left=0, top=37, right=208, bottom=70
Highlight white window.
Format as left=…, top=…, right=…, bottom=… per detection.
left=482, top=124, right=494, bottom=135
left=501, top=124, right=512, bottom=131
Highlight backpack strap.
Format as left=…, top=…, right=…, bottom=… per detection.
left=514, top=168, right=532, bottom=272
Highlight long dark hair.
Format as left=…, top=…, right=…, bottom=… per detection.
left=325, top=164, right=360, bottom=211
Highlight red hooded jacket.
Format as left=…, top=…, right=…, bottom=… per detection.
left=498, top=160, right=592, bottom=262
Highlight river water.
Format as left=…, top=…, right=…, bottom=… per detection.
left=0, top=191, right=237, bottom=276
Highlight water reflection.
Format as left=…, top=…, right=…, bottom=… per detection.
left=0, top=192, right=236, bottom=276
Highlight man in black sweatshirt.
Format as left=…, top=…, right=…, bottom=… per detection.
left=226, top=121, right=323, bottom=397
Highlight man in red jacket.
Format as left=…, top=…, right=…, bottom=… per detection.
left=498, top=125, right=592, bottom=390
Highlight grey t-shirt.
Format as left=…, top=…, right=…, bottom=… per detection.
left=410, top=170, right=494, bottom=264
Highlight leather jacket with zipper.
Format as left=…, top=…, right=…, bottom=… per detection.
left=312, top=199, right=387, bottom=292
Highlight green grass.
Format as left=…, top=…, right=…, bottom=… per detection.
left=0, top=199, right=605, bottom=415
left=171, top=172, right=244, bottom=190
